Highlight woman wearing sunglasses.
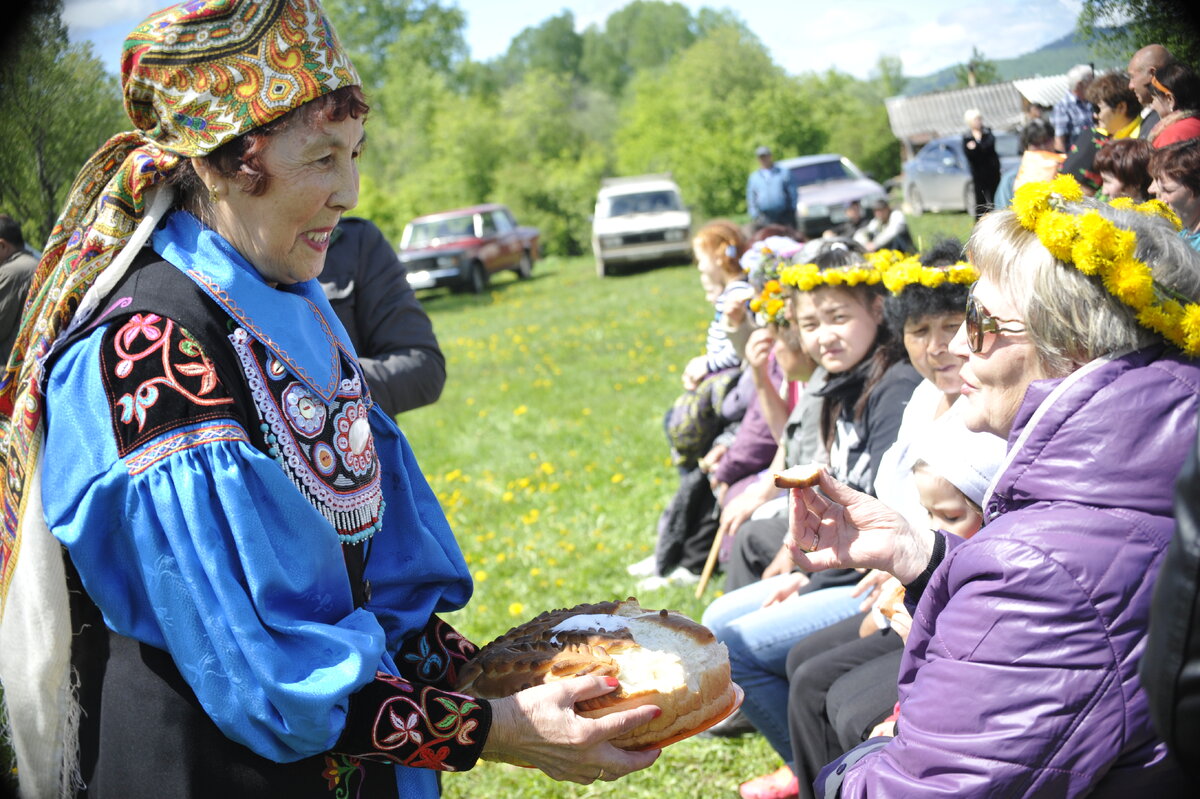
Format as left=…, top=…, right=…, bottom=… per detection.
left=784, top=177, right=1200, bottom=797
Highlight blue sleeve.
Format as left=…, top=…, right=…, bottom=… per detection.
left=42, top=325, right=471, bottom=764
left=747, top=171, right=760, bottom=218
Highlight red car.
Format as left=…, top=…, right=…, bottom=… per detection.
left=398, top=204, right=540, bottom=293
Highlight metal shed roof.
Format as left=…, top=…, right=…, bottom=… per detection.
left=884, top=73, right=1070, bottom=142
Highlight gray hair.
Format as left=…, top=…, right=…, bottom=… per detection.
left=968, top=199, right=1200, bottom=376
left=963, top=108, right=982, bottom=125
left=1067, top=63, right=1095, bottom=88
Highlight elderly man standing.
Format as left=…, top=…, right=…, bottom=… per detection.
left=0, top=214, right=37, bottom=359
left=747, top=145, right=797, bottom=231
left=1052, top=64, right=1096, bottom=153
left=1129, top=44, right=1177, bottom=139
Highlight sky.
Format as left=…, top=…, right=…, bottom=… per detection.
left=62, top=0, right=1086, bottom=82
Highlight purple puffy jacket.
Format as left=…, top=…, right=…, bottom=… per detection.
left=827, top=347, right=1198, bottom=797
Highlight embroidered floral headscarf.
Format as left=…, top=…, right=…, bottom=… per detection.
left=0, top=0, right=359, bottom=611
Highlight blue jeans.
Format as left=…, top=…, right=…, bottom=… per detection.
left=702, top=577, right=862, bottom=765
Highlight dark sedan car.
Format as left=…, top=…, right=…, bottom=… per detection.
left=902, top=133, right=1021, bottom=215
left=398, top=204, right=539, bottom=293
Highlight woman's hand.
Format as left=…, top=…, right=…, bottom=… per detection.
left=682, top=356, right=708, bottom=391
left=745, top=328, right=775, bottom=384
left=785, top=469, right=934, bottom=585
left=482, top=676, right=662, bottom=784
left=699, top=443, right=727, bottom=474
left=717, top=486, right=768, bottom=542
left=760, top=571, right=809, bottom=607
left=869, top=719, right=896, bottom=739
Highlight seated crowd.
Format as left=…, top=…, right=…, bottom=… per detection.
left=635, top=42, right=1200, bottom=799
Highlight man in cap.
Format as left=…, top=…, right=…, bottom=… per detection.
left=746, top=145, right=797, bottom=231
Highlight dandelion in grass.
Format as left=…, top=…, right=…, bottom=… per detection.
left=581, top=408, right=591, bottom=416
left=509, top=602, right=525, bottom=616
left=501, top=491, right=514, bottom=503
left=611, top=473, right=625, bottom=484
left=530, top=568, right=541, bottom=577
left=539, top=462, right=555, bottom=475
left=513, top=405, right=528, bottom=416
left=474, top=570, right=489, bottom=582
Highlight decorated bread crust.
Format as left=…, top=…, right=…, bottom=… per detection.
left=456, top=598, right=736, bottom=750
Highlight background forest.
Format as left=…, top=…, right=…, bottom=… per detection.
left=5, top=0, right=1199, bottom=257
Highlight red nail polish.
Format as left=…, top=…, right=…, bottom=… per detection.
left=651, top=707, right=663, bottom=719
left=605, top=676, right=620, bottom=688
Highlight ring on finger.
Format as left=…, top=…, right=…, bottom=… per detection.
left=809, top=531, right=820, bottom=552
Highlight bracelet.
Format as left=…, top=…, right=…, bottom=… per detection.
left=902, top=532, right=946, bottom=603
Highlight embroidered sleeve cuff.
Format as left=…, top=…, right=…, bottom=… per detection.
left=395, top=615, right=479, bottom=692
left=334, top=672, right=492, bottom=772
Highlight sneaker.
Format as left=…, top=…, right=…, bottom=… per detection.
left=626, top=555, right=658, bottom=577
left=636, top=566, right=700, bottom=591
left=738, top=765, right=799, bottom=799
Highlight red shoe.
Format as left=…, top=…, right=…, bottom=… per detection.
left=738, top=765, right=799, bottom=799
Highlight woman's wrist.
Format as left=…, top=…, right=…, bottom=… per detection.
left=899, top=531, right=945, bottom=597
left=892, top=527, right=938, bottom=585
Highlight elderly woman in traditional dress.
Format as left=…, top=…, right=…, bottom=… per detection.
left=0, top=3, right=657, bottom=798
left=785, top=177, right=1199, bottom=797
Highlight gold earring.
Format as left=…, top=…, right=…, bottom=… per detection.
left=208, top=184, right=219, bottom=204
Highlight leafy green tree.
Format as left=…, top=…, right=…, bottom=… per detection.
left=615, top=26, right=825, bottom=218
left=580, top=1, right=698, bottom=95
left=322, top=0, right=467, bottom=92
left=953, top=46, right=1000, bottom=88
left=0, top=0, right=125, bottom=247
left=1077, top=0, right=1200, bottom=68
left=494, top=12, right=583, bottom=87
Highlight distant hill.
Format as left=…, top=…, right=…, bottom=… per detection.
left=902, top=30, right=1126, bottom=96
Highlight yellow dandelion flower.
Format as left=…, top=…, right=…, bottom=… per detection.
left=529, top=567, right=541, bottom=577
left=582, top=407, right=591, bottom=416
left=750, top=297, right=763, bottom=312
left=823, top=270, right=845, bottom=286
left=1035, top=211, right=1078, bottom=263
left=1050, top=174, right=1084, bottom=201
left=555, top=578, right=565, bottom=587
left=1109, top=197, right=1136, bottom=211
left=502, top=491, right=514, bottom=502
left=1181, top=304, right=1200, bottom=354
left=509, top=602, right=525, bottom=616
left=765, top=298, right=784, bottom=317
left=540, top=462, right=555, bottom=475
left=465, top=397, right=476, bottom=406
left=917, top=269, right=947, bottom=288
left=1107, top=259, right=1156, bottom=310
left=1138, top=198, right=1183, bottom=230
left=1012, top=181, right=1054, bottom=229
left=513, top=405, right=528, bottom=416
left=473, top=569, right=488, bottom=582
left=611, top=473, right=625, bottom=484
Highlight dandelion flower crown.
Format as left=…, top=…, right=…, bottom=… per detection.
left=1010, top=174, right=1200, bottom=356
left=779, top=241, right=882, bottom=292
left=743, top=237, right=802, bottom=326
left=878, top=253, right=978, bottom=295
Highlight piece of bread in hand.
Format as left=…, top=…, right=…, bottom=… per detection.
left=455, top=598, right=736, bottom=750
left=773, top=463, right=823, bottom=489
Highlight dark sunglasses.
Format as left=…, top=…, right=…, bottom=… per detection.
left=965, top=293, right=1026, bottom=353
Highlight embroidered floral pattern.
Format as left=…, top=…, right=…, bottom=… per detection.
left=333, top=618, right=489, bottom=773
left=321, top=754, right=365, bottom=799
left=100, top=315, right=237, bottom=456
left=396, top=616, right=479, bottom=689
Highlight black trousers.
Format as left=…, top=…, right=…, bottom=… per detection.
left=723, top=515, right=788, bottom=591
left=785, top=613, right=904, bottom=799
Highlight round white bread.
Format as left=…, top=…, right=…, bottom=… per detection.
left=456, top=598, right=736, bottom=750
left=773, top=463, right=823, bottom=489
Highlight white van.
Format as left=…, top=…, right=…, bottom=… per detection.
left=591, top=174, right=692, bottom=277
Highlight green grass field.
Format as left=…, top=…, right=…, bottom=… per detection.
left=0, top=212, right=973, bottom=798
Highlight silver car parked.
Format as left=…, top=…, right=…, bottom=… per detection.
left=902, top=133, right=1021, bottom=215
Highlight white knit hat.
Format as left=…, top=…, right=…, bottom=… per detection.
left=914, top=406, right=1007, bottom=508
